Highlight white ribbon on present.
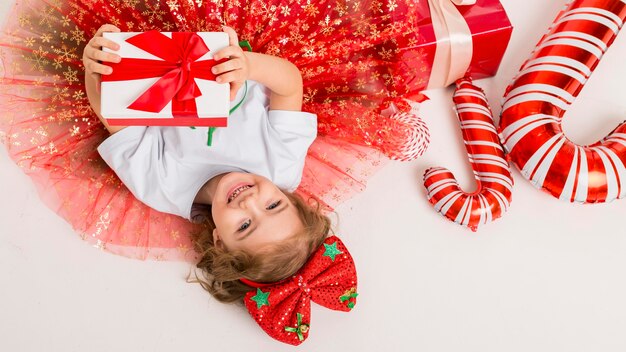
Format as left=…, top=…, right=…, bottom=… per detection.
left=427, top=0, right=476, bottom=88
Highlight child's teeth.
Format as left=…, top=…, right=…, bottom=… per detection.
left=229, top=185, right=251, bottom=202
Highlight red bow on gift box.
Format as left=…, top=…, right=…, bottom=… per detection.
left=241, top=236, right=358, bottom=345
left=103, top=31, right=225, bottom=116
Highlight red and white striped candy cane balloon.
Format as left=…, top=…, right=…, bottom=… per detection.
left=424, top=79, right=514, bottom=231
left=500, top=0, right=626, bottom=203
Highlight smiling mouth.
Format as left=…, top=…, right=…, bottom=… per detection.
left=227, top=184, right=253, bottom=203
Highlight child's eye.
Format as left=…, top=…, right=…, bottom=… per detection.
left=267, top=201, right=281, bottom=210
left=238, top=219, right=251, bottom=232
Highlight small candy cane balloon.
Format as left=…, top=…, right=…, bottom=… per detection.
left=386, top=110, right=431, bottom=162
left=500, top=0, right=626, bottom=203
left=424, top=79, right=514, bottom=231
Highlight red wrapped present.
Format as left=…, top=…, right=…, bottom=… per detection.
left=101, top=31, right=230, bottom=127
left=398, top=0, right=513, bottom=94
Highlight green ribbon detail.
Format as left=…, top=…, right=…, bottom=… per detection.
left=339, top=292, right=358, bottom=302
left=239, top=40, right=253, bottom=52
left=191, top=79, right=248, bottom=146
left=191, top=40, right=252, bottom=146
left=339, top=288, right=358, bottom=309
left=284, top=313, right=309, bottom=341
left=206, top=126, right=216, bottom=146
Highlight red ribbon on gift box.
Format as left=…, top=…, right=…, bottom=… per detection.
left=398, top=0, right=512, bottom=95
left=427, top=0, right=475, bottom=88
left=102, top=31, right=227, bottom=126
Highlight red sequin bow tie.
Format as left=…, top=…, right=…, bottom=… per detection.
left=240, top=236, right=358, bottom=345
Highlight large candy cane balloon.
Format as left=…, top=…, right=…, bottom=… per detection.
left=500, top=0, right=626, bottom=203
left=424, top=79, right=513, bottom=231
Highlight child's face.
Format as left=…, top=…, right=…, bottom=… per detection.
left=211, top=172, right=303, bottom=254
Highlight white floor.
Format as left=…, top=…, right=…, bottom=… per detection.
left=2, top=1, right=626, bottom=351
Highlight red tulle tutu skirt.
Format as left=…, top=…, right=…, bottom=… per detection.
left=0, top=0, right=429, bottom=260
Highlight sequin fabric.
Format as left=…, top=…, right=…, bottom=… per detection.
left=0, top=0, right=428, bottom=260
left=243, top=236, right=357, bottom=345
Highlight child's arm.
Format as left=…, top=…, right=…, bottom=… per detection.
left=212, top=27, right=303, bottom=111
left=82, top=24, right=127, bottom=135
left=245, top=52, right=303, bottom=111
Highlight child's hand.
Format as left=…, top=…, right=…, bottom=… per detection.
left=82, top=24, right=122, bottom=94
left=212, top=26, right=250, bottom=101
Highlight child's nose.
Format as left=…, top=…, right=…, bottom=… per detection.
left=238, top=191, right=259, bottom=210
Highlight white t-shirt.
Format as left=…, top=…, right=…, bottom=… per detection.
left=97, top=81, right=317, bottom=220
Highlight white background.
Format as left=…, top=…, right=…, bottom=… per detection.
left=2, top=1, right=626, bottom=351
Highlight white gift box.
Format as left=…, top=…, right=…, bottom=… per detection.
left=101, top=32, right=230, bottom=127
